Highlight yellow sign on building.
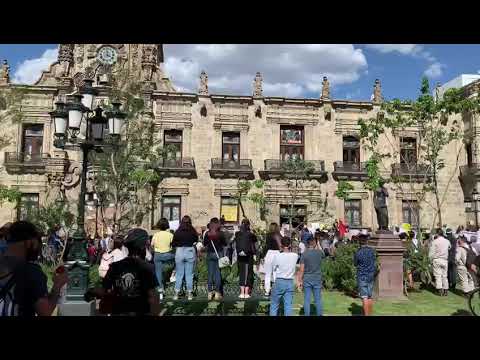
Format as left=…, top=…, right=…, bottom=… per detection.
left=221, top=205, right=238, bottom=222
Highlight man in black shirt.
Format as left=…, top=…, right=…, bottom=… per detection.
left=85, top=228, right=160, bottom=316
left=0, top=221, right=68, bottom=316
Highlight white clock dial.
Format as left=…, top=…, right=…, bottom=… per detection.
left=97, top=46, right=118, bottom=65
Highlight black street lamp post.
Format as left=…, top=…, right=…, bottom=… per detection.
left=50, top=79, right=126, bottom=302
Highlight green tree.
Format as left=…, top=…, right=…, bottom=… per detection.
left=90, top=71, right=176, bottom=234
left=0, top=87, right=28, bottom=206
left=359, top=76, right=480, bottom=230
left=281, top=157, right=316, bottom=229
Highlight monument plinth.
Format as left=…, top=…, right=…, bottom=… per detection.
left=369, top=230, right=406, bottom=300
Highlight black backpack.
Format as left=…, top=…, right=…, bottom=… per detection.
left=0, top=273, right=17, bottom=316
left=235, top=231, right=255, bottom=256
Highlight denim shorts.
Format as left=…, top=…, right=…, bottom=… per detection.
left=358, top=279, right=374, bottom=299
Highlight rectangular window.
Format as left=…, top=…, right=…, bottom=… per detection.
left=222, top=132, right=240, bottom=162
left=342, top=136, right=360, bottom=164
left=280, top=126, right=304, bottom=161
left=279, top=204, right=306, bottom=228
left=22, top=124, right=44, bottom=162
left=400, top=137, right=417, bottom=165
left=164, top=130, right=183, bottom=160
left=161, top=196, right=181, bottom=222
left=220, top=197, right=239, bottom=223
left=344, top=199, right=362, bottom=228
left=402, top=200, right=419, bottom=229
left=17, top=193, right=39, bottom=221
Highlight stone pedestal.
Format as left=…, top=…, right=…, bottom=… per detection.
left=57, top=300, right=96, bottom=316
left=369, top=230, right=406, bottom=300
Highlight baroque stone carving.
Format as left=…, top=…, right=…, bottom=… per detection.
left=0, top=60, right=9, bottom=84
left=141, top=44, right=158, bottom=82
left=61, top=163, right=81, bottom=190
left=57, top=44, right=75, bottom=77
left=321, top=76, right=330, bottom=100
left=373, top=79, right=383, bottom=103
left=199, top=70, right=208, bottom=95
left=253, top=72, right=263, bottom=97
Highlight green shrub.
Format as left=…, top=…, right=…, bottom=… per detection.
left=321, top=243, right=360, bottom=295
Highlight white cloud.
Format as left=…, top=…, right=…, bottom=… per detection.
left=164, top=44, right=368, bottom=97
left=12, top=48, right=58, bottom=84
left=366, top=44, right=423, bottom=55
left=424, top=62, right=445, bottom=78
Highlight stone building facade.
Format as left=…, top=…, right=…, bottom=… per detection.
left=0, top=44, right=476, bottom=234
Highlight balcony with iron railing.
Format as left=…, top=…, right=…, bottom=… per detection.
left=209, top=158, right=254, bottom=180
left=259, top=159, right=327, bottom=182
left=4, top=152, right=50, bottom=174
left=332, top=161, right=368, bottom=181
left=152, top=157, right=197, bottom=179
left=391, top=163, right=431, bottom=182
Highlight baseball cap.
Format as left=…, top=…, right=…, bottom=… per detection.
left=124, top=228, right=149, bottom=249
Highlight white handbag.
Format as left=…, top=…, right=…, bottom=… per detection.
left=211, top=239, right=230, bottom=268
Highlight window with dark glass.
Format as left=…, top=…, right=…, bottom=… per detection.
left=22, top=124, right=44, bottom=162
left=164, top=130, right=183, bottom=158
left=280, top=126, right=304, bottom=161
left=402, top=200, right=419, bottom=229
left=161, top=196, right=181, bottom=222
left=222, top=132, right=240, bottom=162
left=280, top=204, right=306, bottom=228
left=344, top=199, right=362, bottom=228
left=400, top=137, right=417, bottom=165
left=17, top=193, right=39, bottom=220
left=220, top=197, right=239, bottom=223
left=343, top=136, right=360, bottom=164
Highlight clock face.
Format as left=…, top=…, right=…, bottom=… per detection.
left=97, top=46, right=118, bottom=65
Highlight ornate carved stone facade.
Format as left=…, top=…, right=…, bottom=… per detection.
left=0, top=44, right=472, bottom=233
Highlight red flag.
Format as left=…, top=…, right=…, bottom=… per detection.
left=338, top=219, right=347, bottom=239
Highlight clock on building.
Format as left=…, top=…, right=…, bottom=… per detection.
left=96, top=46, right=118, bottom=65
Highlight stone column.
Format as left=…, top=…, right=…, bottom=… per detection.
left=369, top=231, right=406, bottom=299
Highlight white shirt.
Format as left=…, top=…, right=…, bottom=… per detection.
left=111, top=248, right=127, bottom=263
left=272, top=252, right=298, bottom=279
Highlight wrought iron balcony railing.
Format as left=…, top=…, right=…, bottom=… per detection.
left=209, top=158, right=254, bottom=179
left=4, top=152, right=49, bottom=174
left=153, top=157, right=196, bottom=179
left=332, top=161, right=368, bottom=181
left=211, top=158, right=252, bottom=170
left=391, top=163, right=431, bottom=181
left=260, top=159, right=327, bottom=181
left=155, top=157, right=195, bottom=169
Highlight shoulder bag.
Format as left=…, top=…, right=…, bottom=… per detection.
left=210, top=239, right=230, bottom=268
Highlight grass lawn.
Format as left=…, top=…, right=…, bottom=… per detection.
left=299, top=289, right=471, bottom=316
left=159, top=287, right=472, bottom=316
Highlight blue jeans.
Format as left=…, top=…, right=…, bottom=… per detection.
left=175, top=247, right=196, bottom=292
left=207, top=252, right=222, bottom=292
left=303, top=279, right=323, bottom=316
left=154, top=252, right=175, bottom=291
left=269, top=278, right=295, bottom=316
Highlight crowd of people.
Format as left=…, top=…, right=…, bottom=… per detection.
left=3, top=214, right=480, bottom=317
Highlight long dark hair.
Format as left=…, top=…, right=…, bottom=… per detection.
left=240, top=218, right=251, bottom=233
left=176, top=215, right=197, bottom=236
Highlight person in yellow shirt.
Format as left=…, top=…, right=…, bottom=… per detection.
left=152, top=218, right=174, bottom=300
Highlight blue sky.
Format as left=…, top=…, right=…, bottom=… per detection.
left=1, top=44, right=479, bottom=101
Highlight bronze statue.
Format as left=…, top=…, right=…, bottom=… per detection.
left=374, top=181, right=389, bottom=231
